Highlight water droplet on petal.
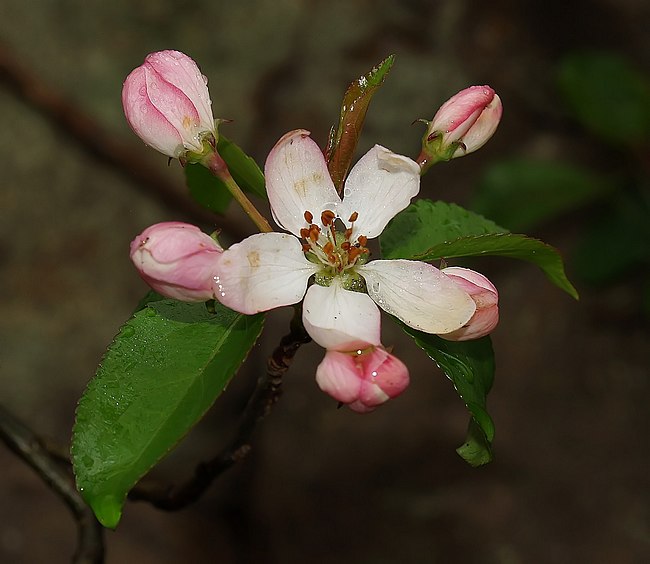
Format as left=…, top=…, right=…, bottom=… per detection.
left=138, top=86, right=147, bottom=96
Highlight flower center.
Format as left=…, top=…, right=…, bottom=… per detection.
left=300, top=209, right=369, bottom=288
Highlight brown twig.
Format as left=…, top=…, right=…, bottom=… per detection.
left=0, top=43, right=248, bottom=239
left=128, top=307, right=311, bottom=510
left=0, top=404, right=104, bottom=564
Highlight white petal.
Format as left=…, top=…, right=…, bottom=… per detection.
left=339, top=145, right=420, bottom=239
left=214, top=233, right=318, bottom=314
left=359, top=260, right=476, bottom=334
left=264, top=130, right=341, bottom=236
left=302, top=281, right=381, bottom=351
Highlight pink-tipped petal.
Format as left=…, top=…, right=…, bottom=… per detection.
left=315, top=351, right=364, bottom=404
left=122, top=66, right=185, bottom=157
left=302, top=282, right=381, bottom=351
left=213, top=232, right=318, bottom=315
left=359, top=259, right=476, bottom=334
left=122, top=50, right=216, bottom=157
left=339, top=145, right=421, bottom=240
left=430, top=85, right=495, bottom=143
left=439, top=267, right=499, bottom=340
left=144, top=50, right=214, bottom=131
left=453, top=94, right=503, bottom=156
left=265, top=130, right=341, bottom=236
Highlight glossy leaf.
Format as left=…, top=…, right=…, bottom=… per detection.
left=217, top=135, right=267, bottom=199
left=72, top=300, right=264, bottom=529
left=402, top=327, right=495, bottom=466
left=472, top=159, right=616, bottom=231
left=381, top=200, right=578, bottom=299
left=185, top=162, right=233, bottom=213
left=326, top=55, right=395, bottom=192
left=558, top=52, right=650, bottom=146
left=185, top=135, right=266, bottom=214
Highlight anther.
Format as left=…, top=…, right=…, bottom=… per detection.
left=348, top=211, right=358, bottom=222
left=309, top=225, right=320, bottom=242
left=341, top=242, right=351, bottom=251
left=321, top=210, right=336, bottom=226
left=344, top=227, right=353, bottom=240
left=323, top=242, right=334, bottom=254
left=299, top=228, right=310, bottom=239
left=301, top=243, right=311, bottom=252
left=304, top=210, right=314, bottom=224
left=358, top=235, right=368, bottom=247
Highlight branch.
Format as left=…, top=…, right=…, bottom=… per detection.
left=0, top=404, right=104, bottom=564
left=128, top=307, right=311, bottom=510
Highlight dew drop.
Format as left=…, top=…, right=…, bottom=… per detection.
left=371, top=281, right=381, bottom=293
left=121, top=326, right=135, bottom=338
left=138, top=86, right=146, bottom=96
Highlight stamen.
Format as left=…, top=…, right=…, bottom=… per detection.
left=357, top=235, right=368, bottom=247
left=309, top=225, right=320, bottom=242
left=321, top=210, right=336, bottom=226
left=348, top=211, right=358, bottom=222
left=344, top=227, right=353, bottom=240
left=299, top=227, right=310, bottom=239
left=304, top=210, right=314, bottom=224
left=301, top=243, right=311, bottom=252
left=323, top=242, right=334, bottom=255
left=348, top=247, right=361, bottom=262
left=341, top=242, right=351, bottom=251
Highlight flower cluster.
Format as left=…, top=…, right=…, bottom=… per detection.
left=124, top=51, right=501, bottom=413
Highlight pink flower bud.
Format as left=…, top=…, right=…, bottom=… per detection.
left=440, top=267, right=499, bottom=341
left=419, top=86, right=502, bottom=167
left=130, top=222, right=223, bottom=302
left=122, top=50, right=216, bottom=158
left=315, top=347, right=410, bottom=413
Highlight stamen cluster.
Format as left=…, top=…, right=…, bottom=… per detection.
left=299, top=210, right=369, bottom=274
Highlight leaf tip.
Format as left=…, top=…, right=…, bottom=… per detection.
left=90, top=493, right=124, bottom=529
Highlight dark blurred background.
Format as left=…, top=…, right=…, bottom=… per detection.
left=1, top=1, right=648, bottom=562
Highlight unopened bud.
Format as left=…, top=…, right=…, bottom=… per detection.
left=440, top=267, right=499, bottom=341
left=122, top=50, right=216, bottom=159
left=130, top=222, right=223, bottom=302
left=418, top=85, right=502, bottom=171
left=315, top=346, right=410, bottom=413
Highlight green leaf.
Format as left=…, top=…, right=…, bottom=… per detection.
left=380, top=200, right=504, bottom=258
left=558, top=51, right=650, bottom=146
left=402, top=328, right=495, bottom=466
left=71, top=300, right=264, bottom=529
left=472, top=159, right=616, bottom=231
left=185, top=135, right=266, bottom=214
left=380, top=200, right=578, bottom=300
left=185, top=162, right=233, bottom=213
left=326, top=55, right=395, bottom=192
left=217, top=135, right=267, bottom=199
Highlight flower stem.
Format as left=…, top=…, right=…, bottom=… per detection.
left=202, top=151, right=273, bottom=233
